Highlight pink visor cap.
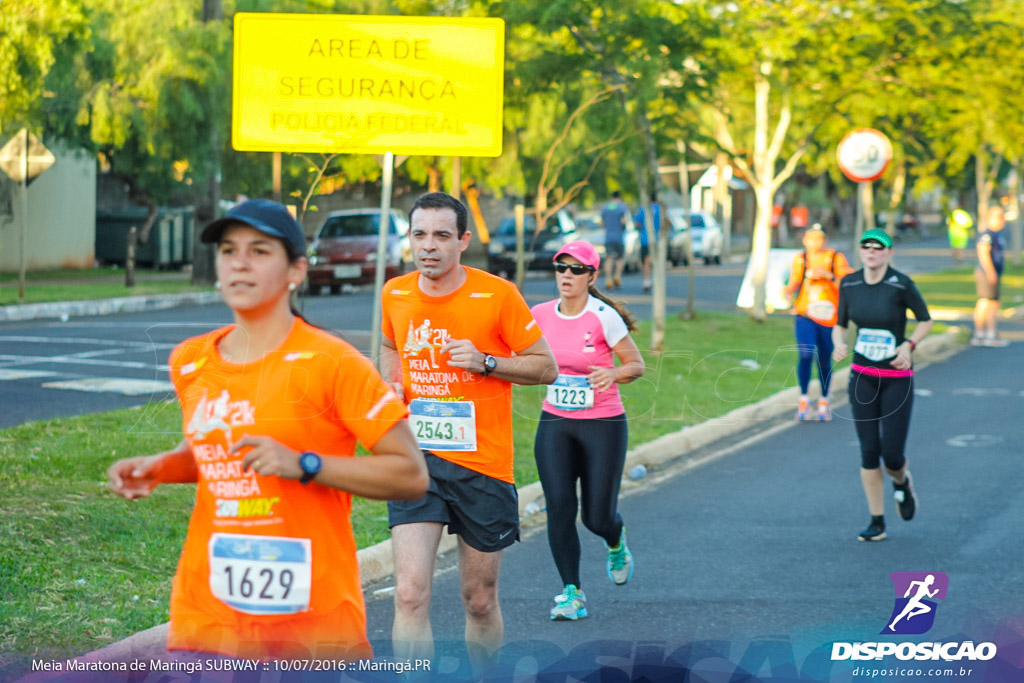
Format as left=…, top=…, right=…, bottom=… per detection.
left=553, top=240, right=601, bottom=270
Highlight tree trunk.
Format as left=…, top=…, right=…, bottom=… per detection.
left=886, top=160, right=906, bottom=239
left=633, top=104, right=668, bottom=352
left=126, top=226, right=137, bottom=288
left=680, top=142, right=696, bottom=321
left=749, top=184, right=775, bottom=322
left=1010, top=160, right=1022, bottom=267
left=427, top=161, right=442, bottom=193
left=137, top=203, right=159, bottom=244
left=192, top=0, right=222, bottom=286
left=747, top=62, right=775, bottom=321
left=975, top=145, right=1002, bottom=228
left=975, top=145, right=989, bottom=227
left=714, top=151, right=732, bottom=257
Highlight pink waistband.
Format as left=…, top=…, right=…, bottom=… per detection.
left=851, top=364, right=914, bottom=378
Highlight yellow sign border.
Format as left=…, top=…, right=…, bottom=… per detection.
left=231, top=13, right=505, bottom=157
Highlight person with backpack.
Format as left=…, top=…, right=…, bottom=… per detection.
left=783, top=224, right=853, bottom=421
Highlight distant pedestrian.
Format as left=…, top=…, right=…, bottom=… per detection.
left=783, top=224, right=852, bottom=421
left=601, top=191, right=629, bottom=290
left=634, top=200, right=661, bottom=293
left=946, top=208, right=973, bottom=265
left=531, top=240, right=645, bottom=621
left=832, top=228, right=933, bottom=542
left=971, top=205, right=1010, bottom=347
left=106, top=199, right=427, bottom=660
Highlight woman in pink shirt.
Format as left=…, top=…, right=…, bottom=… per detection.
left=531, top=240, right=645, bottom=621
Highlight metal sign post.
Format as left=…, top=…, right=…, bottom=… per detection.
left=0, top=129, right=56, bottom=299
left=370, top=151, right=395, bottom=369
left=20, top=132, right=27, bottom=299
left=837, top=128, right=892, bottom=267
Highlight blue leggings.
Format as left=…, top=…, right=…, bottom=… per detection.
left=795, top=315, right=835, bottom=396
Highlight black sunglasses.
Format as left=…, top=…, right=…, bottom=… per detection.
left=860, top=242, right=887, bottom=251
left=554, top=262, right=595, bottom=275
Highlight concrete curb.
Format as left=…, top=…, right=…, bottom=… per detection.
left=0, top=292, right=222, bottom=322
left=73, top=329, right=962, bottom=663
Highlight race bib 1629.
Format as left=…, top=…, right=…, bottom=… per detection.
left=208, top=533, right=312, bottom=615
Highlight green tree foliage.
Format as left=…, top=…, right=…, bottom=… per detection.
left=0, top=0, right=89, bottom=133
left=73, top=0, right=230, bottom=209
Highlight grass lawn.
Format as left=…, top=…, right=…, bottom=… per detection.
left=0, top=310, right=801, bottom=664
left=913, top=263, right=1024, bottom=310
left=0, top=269, right=205, bottom=305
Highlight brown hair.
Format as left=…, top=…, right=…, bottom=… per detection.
left=587, top=284, right=638, bottom=333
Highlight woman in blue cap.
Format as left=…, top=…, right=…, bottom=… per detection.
left=107, top=199, right=427, bottom=660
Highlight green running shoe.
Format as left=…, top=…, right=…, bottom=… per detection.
left=550, top=584, right=588, bottom=621
left=606, top=528, right=635, bottom=585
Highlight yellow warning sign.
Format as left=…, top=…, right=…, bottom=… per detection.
left=232, top=13, right=505, bottom=156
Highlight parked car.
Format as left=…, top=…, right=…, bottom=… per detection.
left=306, top=209, right=411, bottom=294
left=667, top=208, right=724, bottom=265
left=487, top=209, right=577, bottom=278
left=573, top=211, right=641, bottom=273
left=875, top=211, right=921, bottom=239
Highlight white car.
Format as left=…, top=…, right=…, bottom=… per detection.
left=667, top=209, right=724, bottom=265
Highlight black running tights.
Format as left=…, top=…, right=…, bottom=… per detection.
left=848, top=371, right=914, bottom=471
left=534, top=411, right=628, bottom=588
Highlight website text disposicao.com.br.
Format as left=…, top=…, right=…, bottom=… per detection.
left=851, top=665, right=976, bottom=678
left=836, top=640, right=997, bottom=679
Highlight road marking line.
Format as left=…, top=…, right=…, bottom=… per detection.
left=0, top=335, right=177, bottom=349
left=0, top=354, right=168, bottom=372
left=0, top=369, right=59, bottom=380
left=41, top=378, right=175, bottom=396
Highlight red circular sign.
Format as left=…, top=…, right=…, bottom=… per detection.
left=837, top=128, right=893, bottom=182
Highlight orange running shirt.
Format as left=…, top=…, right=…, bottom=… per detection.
left=381, top=266, right=543, bottom=483
left=786, top=249, right=853, bottom=326
left=166, top=317, right=407, bottom=659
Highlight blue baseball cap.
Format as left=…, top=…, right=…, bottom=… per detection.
left=201, top=199, right=307, bottom=257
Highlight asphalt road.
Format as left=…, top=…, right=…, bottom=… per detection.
left=0, top=235, right=984, bottom=429
left=358, top=327, right=1024, bottom=681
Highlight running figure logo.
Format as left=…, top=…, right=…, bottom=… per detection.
left=881, top=571, right=949, bottom=635
left=186, top=390, right=234, bottom=444
left=582, top=331, right=596, bottom=353
left=404, top=319, right=442, bottom=368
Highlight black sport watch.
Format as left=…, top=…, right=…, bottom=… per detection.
left=299, top=451, right=322, bottom=484
left=482, top=354, right=498, bottom=376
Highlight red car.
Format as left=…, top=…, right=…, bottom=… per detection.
left=306, top=209, right=411, bottom=294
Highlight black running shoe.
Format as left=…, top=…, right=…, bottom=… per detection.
left=893, top=473, right=917, bottom=521
left=858, top=516, right=886, bottom=541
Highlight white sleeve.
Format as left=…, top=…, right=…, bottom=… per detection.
left=588, top=298, right=629, bottom=348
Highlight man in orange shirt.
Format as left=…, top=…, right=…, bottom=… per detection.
left=107, top=199, right=427, bottom=660
left=381, top=192, right=557, bottom=672
left=784, top=224, right=852, bottom=421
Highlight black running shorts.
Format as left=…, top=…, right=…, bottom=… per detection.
left=387, top=451, right=520, bottom=553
